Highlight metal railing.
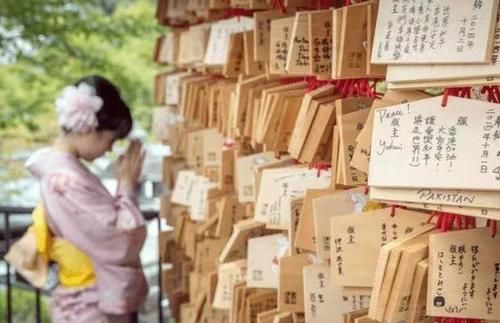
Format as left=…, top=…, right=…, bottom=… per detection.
left=0, top=206, right=163, bottom=323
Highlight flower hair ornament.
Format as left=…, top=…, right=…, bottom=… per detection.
left=55, top=82, right=104, bottom=133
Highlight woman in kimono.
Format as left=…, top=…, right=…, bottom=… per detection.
left=25, top=75, right=148, bottom=322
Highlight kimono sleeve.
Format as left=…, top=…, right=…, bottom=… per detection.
left=40, top=170, right=146, bottom=266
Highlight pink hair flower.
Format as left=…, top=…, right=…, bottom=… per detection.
left=55, top=82, right=103, bottom=133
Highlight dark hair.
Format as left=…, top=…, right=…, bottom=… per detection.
left=71, top=75, right=133, bottom=139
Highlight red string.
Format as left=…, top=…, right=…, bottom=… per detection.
left=436, top=319, right=482, bottom=323
left=390, top=205, right=396, bottom=217
left=305, top=0, right=334, bottom=9
left=210, top=74, right=226, bottom=80
left=463, top=216, right=469, bottom=229
left=441, top=87, right=472, bottom=107
left=436, top=212, right=444, bottom=229
left=279, top=77, right=305, bottom=85
left=441, top=88, right=458, bottom=107
left=433, top=212, right=478, bottom=232
left=456, top=215, right=463, bottom=230
left=305, top=77, right=335, bottom=92
left=280, top=76, right=337, bottom=92
left=363, top=186, right=369, bottom=195
left=166, top=21, right=190, bottom=28
left=444, top=213, right=456, bottom=232
left=462, top=87, right=471, bottom=98
left=487, top=219, right=498, bottom=238
left=434, top=212, right=476, bottom=232
left=166, top=17, right=204, bottom=28
left=271, top=0, right=286, bottom=13
left=492, top=86, right=500, bottom=103
left=481, top=86, right=496, bottom=103
left=309, top=161, right=331, bottom=177
left=426, top=211, right=437, bottom=224
left=321, top=0, right=334, bottom=8
left=334, top=78, right=379, bottom=98
left=481, top=85, right=500, bottom=103
left=224, top=8, right=255, bottom=19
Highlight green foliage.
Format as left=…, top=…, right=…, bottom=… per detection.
left=0, top=288, right=51, bottom=323
left=0, top=0, right=163, bottom=154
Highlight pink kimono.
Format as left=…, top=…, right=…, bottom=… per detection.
left=26, top=148, right=148, bottom=323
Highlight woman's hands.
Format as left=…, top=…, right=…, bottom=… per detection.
left=117, top=139, right=144, bottom=190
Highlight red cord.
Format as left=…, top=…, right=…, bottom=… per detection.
left=279, top=77, right=305, bottom=85
left=224, top=8, right=255, bottom=19
left=271, top=0, right=286, bottom=13
left=426, top=211, right=436, bottom=224
left=306, top=0, right=334, bottom=9
left=441, top=89, right=451, bottom=107
left=456, top=215, right=463, bottom=230
left=305, top=77, right=335, bottom=92
left=433, top=212, right=480, bottom=233
left=487, top=219, right=497, bottom=238
left=333, top=78, right=380, bottom=98
left=482, top=85, right=500, bottom=103
left=310, top=161, right=331, bottom=177
left=210, top=74, right=226, bottom=80
left=390, top=205, right=396, bottom=217
left=461, top=87, right=471, bottom=98
left=441, top=87, right=472, bottom=107
left=492, top=86, right=500, bottom=103
left=167, top=18, right=204, bottom=28
left=437, top=319, right=482, bottom=323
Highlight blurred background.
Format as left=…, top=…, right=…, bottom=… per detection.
left=0, top=0, right=170, bottom=321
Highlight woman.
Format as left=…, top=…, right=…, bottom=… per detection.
left=25, top=75, right=148, bottom=322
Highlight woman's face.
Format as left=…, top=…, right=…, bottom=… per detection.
left=77, top=130, right=117, bottom=161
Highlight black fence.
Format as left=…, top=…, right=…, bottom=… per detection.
left=0, top=206, right=163, bottom=323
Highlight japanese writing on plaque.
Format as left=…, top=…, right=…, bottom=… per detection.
left=311, top=15, right=332, bottom=74
left=429, top=228, right=500, bottom=320
left=254, top=10, right=294, bottom=61
left=437, top=245, right=487, bottom=313
left=333, top=238, right=344, bottom=276
left=369, top=96, right=500, bottom=190
left=486, top=263, right=499, bottom=315
left=372, top=0, right=497, bottom=63
left=385, top=111, right=467, bottom=171
left=381, top=1, right=451, bottom=60
left=480, top=109, right=500, bottom=179
left=342, top=294, right=371, bottom=311
left=255, top=168, right=330, bottom=229
left=284, top=291, right=297, bottom=305
left=270, top=17, right=294, bottom=73
left=308, top=270, right=328, bottom=318
left=204, top=17, right=254, bottom=65
left=433, top=250, right=447, bottom=310
left=249, top=294, right=277, bottom=323
left=274, top=28, right=289, bottom=67
left=294, top=35, right=309, bottom=66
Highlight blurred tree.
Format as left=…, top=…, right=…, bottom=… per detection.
left=0, top=0, right=163, bottom=153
